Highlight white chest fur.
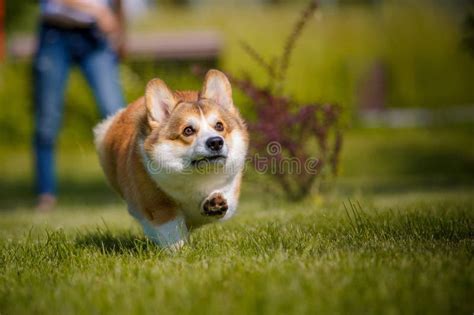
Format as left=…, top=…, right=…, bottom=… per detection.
left=139, top=140, right=242, bottom=227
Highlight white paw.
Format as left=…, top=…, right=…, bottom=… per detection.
left=140, top=216, right=188, bottom=249
left=167, top=239, right=186, bottom=251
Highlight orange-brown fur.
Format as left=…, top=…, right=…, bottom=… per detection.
left=100, top=97, right=178, bottom=224
left=98, top=92, right=247, bottom=225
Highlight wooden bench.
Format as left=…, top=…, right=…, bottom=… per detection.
left=7, top=31, right=223, bottom=61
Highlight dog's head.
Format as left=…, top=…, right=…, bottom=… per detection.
left=143, top=70, right=248, bottom=176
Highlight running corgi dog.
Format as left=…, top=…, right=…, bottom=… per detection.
left=94, top=70, right=248, bottom=248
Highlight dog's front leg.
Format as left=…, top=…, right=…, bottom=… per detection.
left=128, top=206, right=188, bottom=249
left=201, top=192, right=228, bottom=217
left=201, top=174, right=242, bottom=220
left=139, top=215, right=188, bottom=250
left=201, top=188, right=238, bottom=220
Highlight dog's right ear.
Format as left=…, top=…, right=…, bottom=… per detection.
left=145, top=78, right=176, bottom=125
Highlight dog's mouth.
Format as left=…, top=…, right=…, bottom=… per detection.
left=191, top=155, right=227, bottom=166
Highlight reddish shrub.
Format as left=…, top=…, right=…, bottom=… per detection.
left=195, top=1, right=344, bottom=200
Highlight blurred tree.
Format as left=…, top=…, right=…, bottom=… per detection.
left=335, top=0, right=382, bottom=4
left=463, top=6, right=474, bottom=56
left=0, top=0, right=4, bottom=61
left=157, top=0, right=191, bottom=6
left=357, top=61, right=387, bottom=111
left=5, top=0, right=36, bottom=32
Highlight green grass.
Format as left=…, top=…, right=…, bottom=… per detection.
left=1, top=3, right=472, bottom=313
left=0, top=201, right=473, bottom=315
left=0, top=126, right=473, bottom=314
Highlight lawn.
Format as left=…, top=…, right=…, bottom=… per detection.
left=1, top=2, right=473, bottom=314
left=0, top=126, right=472, bottom=314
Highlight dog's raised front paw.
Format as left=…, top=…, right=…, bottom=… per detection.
left=202, top=193, right=228, bottom=217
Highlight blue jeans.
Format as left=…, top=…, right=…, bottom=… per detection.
left=33, top=23, right=125, bottom=195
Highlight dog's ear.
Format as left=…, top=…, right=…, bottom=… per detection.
left=201, top=70, right=234, bottom=111
left=145, top=78, right=176, bottom=124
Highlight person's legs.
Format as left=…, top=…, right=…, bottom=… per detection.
left=78, top=40, right=125, bottom=118
left=33, top=25, right=71, bottom=208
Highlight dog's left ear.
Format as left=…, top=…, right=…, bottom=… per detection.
left=200, top=69, right=234, bottom=111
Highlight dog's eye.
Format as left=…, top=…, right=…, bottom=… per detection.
left=215, top=122, right=224, bottom=132
left=183, top=126, right=195, bottom=136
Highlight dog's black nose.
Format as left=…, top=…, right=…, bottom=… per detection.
left=206, top=136, right=224, bottom=151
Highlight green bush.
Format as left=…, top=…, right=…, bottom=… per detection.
left=4, top=0, right=37, bottom=33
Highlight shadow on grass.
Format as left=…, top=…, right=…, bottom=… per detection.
left=323, top=176, right=474, bottom=197
left=376, top=143, right=474, bottom=180
left=75, top=230, right=157, bottom=255
left=0, top=178, right=120, bottom=211
left=323, top=131, right=474, bottom=196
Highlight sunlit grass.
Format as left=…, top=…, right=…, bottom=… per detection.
left=0, top=199, right=472, bottom=315
left=1, top=3, right=473, bottom=311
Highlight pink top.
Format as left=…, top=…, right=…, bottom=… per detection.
left=40, top=0, right=111, bottom=26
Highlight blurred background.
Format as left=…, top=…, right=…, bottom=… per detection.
left=0, top=0, right=473, bottom=210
